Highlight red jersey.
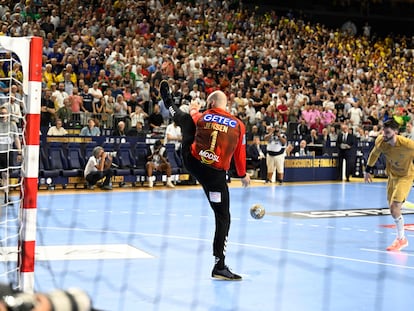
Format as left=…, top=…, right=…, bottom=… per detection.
left=191, top=108, right=247, bottom=177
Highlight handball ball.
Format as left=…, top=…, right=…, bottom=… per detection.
left=250, top=204, right=265, bottom=219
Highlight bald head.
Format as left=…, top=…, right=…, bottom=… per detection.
left=207, top=90, right=227, bottom=110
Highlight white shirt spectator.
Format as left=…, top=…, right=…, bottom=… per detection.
left=165, top=122, right=182, bottom=151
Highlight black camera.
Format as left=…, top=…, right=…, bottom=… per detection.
left=0, top=284, right=92, bottom=311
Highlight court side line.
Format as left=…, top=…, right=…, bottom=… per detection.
left=38, top=226, right=414, bottom=270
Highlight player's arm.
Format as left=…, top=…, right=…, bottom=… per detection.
left=364, top=145, right=381, bottom=183
left=233, top=123, right=250, bottom=187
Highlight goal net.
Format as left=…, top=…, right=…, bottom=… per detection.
left=0, top=36, right=42, bottom=293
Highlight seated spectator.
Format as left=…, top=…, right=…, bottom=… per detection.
left=306, top=129, right=322, bottom=145
left=246, top=136, right=267, bottom=180
left=84, top=146, right=113, bottom=190
left=80, top=118, right=100, bottom=136
left=146, top=140, right=175, bottom=188
left=292, top=140, right=309, bottom=157
left=112, top=120, right=127, bottom=136
left=47, top=118, right=68, bottom=136
left=127, top=121, right=148, bottom=138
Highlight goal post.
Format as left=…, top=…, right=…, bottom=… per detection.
left=0, top=36, right=42, bottom=293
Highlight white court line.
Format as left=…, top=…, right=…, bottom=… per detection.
left=38, top=226, right=414, bottom=270
left=361, top=248, right=414, bottom=257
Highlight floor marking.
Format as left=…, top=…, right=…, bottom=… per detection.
left=0, top=244, right=154, bottom=261
left=37, top=226, right=414, bottom=269
left=361, top=248, right=414, bottom=257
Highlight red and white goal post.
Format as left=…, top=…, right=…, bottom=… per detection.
left=0, top=36, right=42, bottom=293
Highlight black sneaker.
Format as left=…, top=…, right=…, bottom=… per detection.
left=211, top=265, right=242, bottom=281
left=159, top=80, right=177, bottom=116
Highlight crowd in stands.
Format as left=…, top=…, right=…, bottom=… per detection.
left=1, top=0, right=414, bottom=159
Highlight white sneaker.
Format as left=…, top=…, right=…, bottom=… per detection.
left=148, top=178, right=153, bottom=188
left=166, top=181, right=175, bottom=188
left=402, top=201, right=414, bottom=210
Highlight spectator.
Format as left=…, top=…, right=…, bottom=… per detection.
left=130, top=105, right=148, bottom=128
left=146, top=140, right=175, bottom=188
left=246, top=136, right=267, bottom=180
left=148, top=103, right=164, bottom=132
left=80, top=84, right=94, bottom=121
left=291, top=140, right=309, bottom=157
left=84, top=146, right=113, bottom=190
left=164, top=121, right=182, bottom=152
left=47, top=118, right=68, bottom=136
left=80, top=118, right=100, bottom=136
left=112, top=120, right=127, bottom=136
left=264, top=124, right=287, bottom=184
left=40, top=89, right=55, bottom=128
left=56, top=97, right=72, bottom=126
left=69, top=87, right=82, bottom=124
left=337, top=123, right=357, bottom=182
left=127, top=121, right=148, bottom=138
left=88, top=81, right=103, bottom=110
left=52, top=82, right=69, bottom=111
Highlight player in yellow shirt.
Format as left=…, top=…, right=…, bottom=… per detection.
left=364, top=119, right=414, bottom=251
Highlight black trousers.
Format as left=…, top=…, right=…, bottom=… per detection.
left=337, top=151, right=355, bottom=180
left=175, top=112, right=230, bottom=263
left=85, top=169, right=113, bottom=186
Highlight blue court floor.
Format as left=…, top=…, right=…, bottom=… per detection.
left=13, top=180, right=414, bottom=310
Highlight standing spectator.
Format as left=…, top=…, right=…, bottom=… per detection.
left=88, top=82, right=103, bottom=110
left=52, top=82, right=69, bottom=111
left=165, top=121, right=182, bottom=152
left=7, top=96, right=22, bottom=128
left=337, top=123, right=357, bottom=182
left=348, top=101, right=363, bottom=130
left=80, top=85, right=94, bottom=123
left=69, top=87, right=82, bottom=124
left=402, top=122, right=414, bottom=140
left=0, top=105, right=22, bottom=204
left=264, top=124, right=287, bottom=184
left=130, top=105, right=148, bottom=128
left=42, top=64, right=56, bottom=90
left=56, top=98, right=72, bottom=126
left=113, top=94, right=129, bottom=126
left=40, top=89, right=55, bottom=128
left=148, top=103, right=164, bottom=132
